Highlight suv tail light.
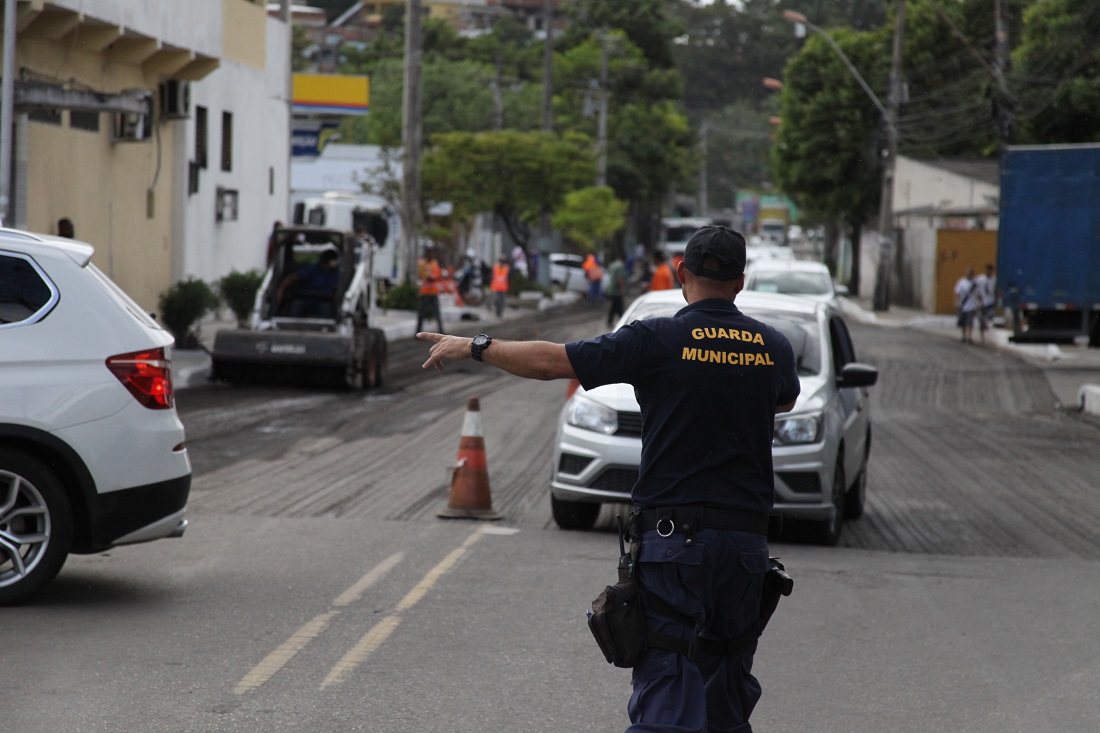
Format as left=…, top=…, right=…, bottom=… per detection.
left=106, top=347, right=175, bottom=409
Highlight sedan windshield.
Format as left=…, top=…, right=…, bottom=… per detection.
left=620, top=302, right=821, bottom=375
left=747, top=271, right=832, bottom=296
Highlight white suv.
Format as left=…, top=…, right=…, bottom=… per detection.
left=0, top=229, right=192, bottom=604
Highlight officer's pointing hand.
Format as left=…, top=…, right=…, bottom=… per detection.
left=417, top=332, right=472, bottom=372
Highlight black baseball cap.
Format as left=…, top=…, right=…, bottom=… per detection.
left=683, top=225, right=747, bottom=280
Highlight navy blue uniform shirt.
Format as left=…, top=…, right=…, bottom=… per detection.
left=565, top=297, right=800, bottom=513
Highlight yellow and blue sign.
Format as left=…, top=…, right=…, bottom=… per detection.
left=292, top=74, right=369, bottom=116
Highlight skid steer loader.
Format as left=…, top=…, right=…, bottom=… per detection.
left=210, top=225, right=388, bottom=389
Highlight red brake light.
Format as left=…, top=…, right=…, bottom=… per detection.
left=566, top=378, right=580, bottom=400
left=106, top=347, right=175, bottom=409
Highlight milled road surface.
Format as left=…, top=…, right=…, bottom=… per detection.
left=176, top=299, right=1100, bottom=558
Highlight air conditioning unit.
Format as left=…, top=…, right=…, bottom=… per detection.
left=159, top=80, right=191, bottom=120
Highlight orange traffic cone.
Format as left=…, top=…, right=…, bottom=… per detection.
left=438, top=397, right=502, bottom=520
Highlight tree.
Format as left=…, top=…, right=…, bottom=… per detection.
left=772, top=26, right=885, bottom=293
left=1011, top=0, right=1100, bottom=143
left=565, top=0, right=682, bottom=69
left=421, top=131, right=597, bottom=250
left=552, top=187, right=628, bottom=253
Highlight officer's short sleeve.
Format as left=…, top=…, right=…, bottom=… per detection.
left=565, top=323, right=648, bottom=391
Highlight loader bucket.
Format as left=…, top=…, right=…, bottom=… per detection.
left=210, top=328, right=365, bottom=389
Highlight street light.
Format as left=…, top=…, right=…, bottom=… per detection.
left=783, top=7, right=904, bottom=311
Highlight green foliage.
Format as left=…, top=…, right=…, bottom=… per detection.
left=552, top=186, right=628, bottom=252
left=381, top=280, right=419, bottom=311
left=158, top=278, right=220, bottom=349
left=565, top=0, right=682, bottom=69
left=422, top=130, right=597, bottom=247
left=1011, top=0, right=1100, bottom=143
left=216, top=269, right=264, bottom=327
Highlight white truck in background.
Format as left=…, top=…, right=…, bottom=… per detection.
left=292, top=192, right=404, bottom=291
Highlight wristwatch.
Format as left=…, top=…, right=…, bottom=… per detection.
left=471, top=334, right=492, bottom=362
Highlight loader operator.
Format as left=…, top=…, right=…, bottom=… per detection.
left=276, top=246, right=340, bottom=318
left=417, top=226, right=800, bottom=733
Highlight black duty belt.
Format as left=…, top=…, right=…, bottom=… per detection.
left=633, top=506, right=769, bottom=537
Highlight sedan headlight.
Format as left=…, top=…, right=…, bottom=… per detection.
left=566, top=396, right=618, bottom=435
left=773, top=414, right=821, bottom=445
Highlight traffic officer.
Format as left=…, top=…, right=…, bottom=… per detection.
left=418, top=226, right=800, bottom=733
left=416, top=244, right=444, bottom=335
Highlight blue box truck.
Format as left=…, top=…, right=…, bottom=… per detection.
left=998, top=144, right=1100, bottom=346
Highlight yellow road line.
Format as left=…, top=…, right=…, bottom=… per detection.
left=235, top=610, right=339, bottom=695
left=323, top=528, right=487, bottom=688
left=320, top=615, right=402, bottom=689
left=334, top=552, right=404, bottom=607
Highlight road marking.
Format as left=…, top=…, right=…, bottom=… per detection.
left=333, top=552, right=404, bottom=607
left=320, top=615, right=402, bottom=689
left=321, top=527, right=488, bottom=688
left=235, top=529, right=494, bottom=693
left=234, top=552, right=404, bottom=695
left=235, top=610, right=339, bottom=695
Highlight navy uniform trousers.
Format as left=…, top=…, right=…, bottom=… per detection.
left=627, top=527, right=770, bottom=733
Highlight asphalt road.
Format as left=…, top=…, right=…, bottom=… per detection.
left=6, top=297, right=1100, bottom=732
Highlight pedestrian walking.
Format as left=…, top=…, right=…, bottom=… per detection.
left=489, top=254, right=510, bottom=318
left=605, top=252, right=628, bottom=327
left=417, top=225, right=800, bottom=733
left=648, top=250, right=675, bottom=291
left=416, top=245, right=445, bottom=335
left=583, top=252, right=604, bottom=302
left=975, top=263, right=998, bottom=342
left=955, top=267, right=981, bottom=344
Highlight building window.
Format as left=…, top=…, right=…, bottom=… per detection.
left=188, top=161, right=201, bottom=196
left=195, top=106, right=208, bottom=169
left=70, top=110, right=100, bottom=132
left=28, top=107, right=61, bottom=125
left=221, top=111, right=233, bottom=172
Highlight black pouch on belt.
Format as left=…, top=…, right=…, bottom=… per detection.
left=588, top=577, right=647, bottom=668
left=587, top=515, right=647, bottom=668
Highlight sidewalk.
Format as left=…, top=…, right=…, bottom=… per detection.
left=172, top=290, right=582, bottom=390
left=837, top=295, right=1100, bottom=417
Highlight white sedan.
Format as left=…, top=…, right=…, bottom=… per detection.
left=549, top=289, right=878, bottom=545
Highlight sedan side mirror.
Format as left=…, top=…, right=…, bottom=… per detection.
left=837, top=362, right=878, bottom=388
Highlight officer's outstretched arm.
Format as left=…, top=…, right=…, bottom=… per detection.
left=776, top=400, right=796, bottom=414
left=418, top=333, right=576, bottom=381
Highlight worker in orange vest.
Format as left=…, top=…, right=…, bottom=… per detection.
left=648, top=250, right=676, bottom=291
left=490, top=253, right=510, bottom=318
left=417, top=245, right=445, bottom=334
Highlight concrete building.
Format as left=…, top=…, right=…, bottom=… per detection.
left=858, top=155, right=999, bottom=312
left=3, top=0, right=291, bottom=313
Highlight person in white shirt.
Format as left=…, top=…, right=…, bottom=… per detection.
left=974, top=263, right=997, bottom=342
left=955, top=268, right=982, bottom=344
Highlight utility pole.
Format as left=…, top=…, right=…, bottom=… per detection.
left=992, top=0, right=1012, bottom=149
left=401, top=0, right=423, bottom=285
left=537, top=0, right=554, bottom=284
left=872, top=0, right=905, bottom=312
left=541, top=0, right=553, bottom=132
left=698, top=118, right=708, bottom=217
left=596, top=29, right=609, bottom=187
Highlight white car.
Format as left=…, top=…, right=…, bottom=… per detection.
left=0, top=229, right=191, bottom=604
left=549, top=289, right=878, bottom=545
left=744, top=259, right=847, bottom=307
left=549, top=252, right=607, bottom=294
